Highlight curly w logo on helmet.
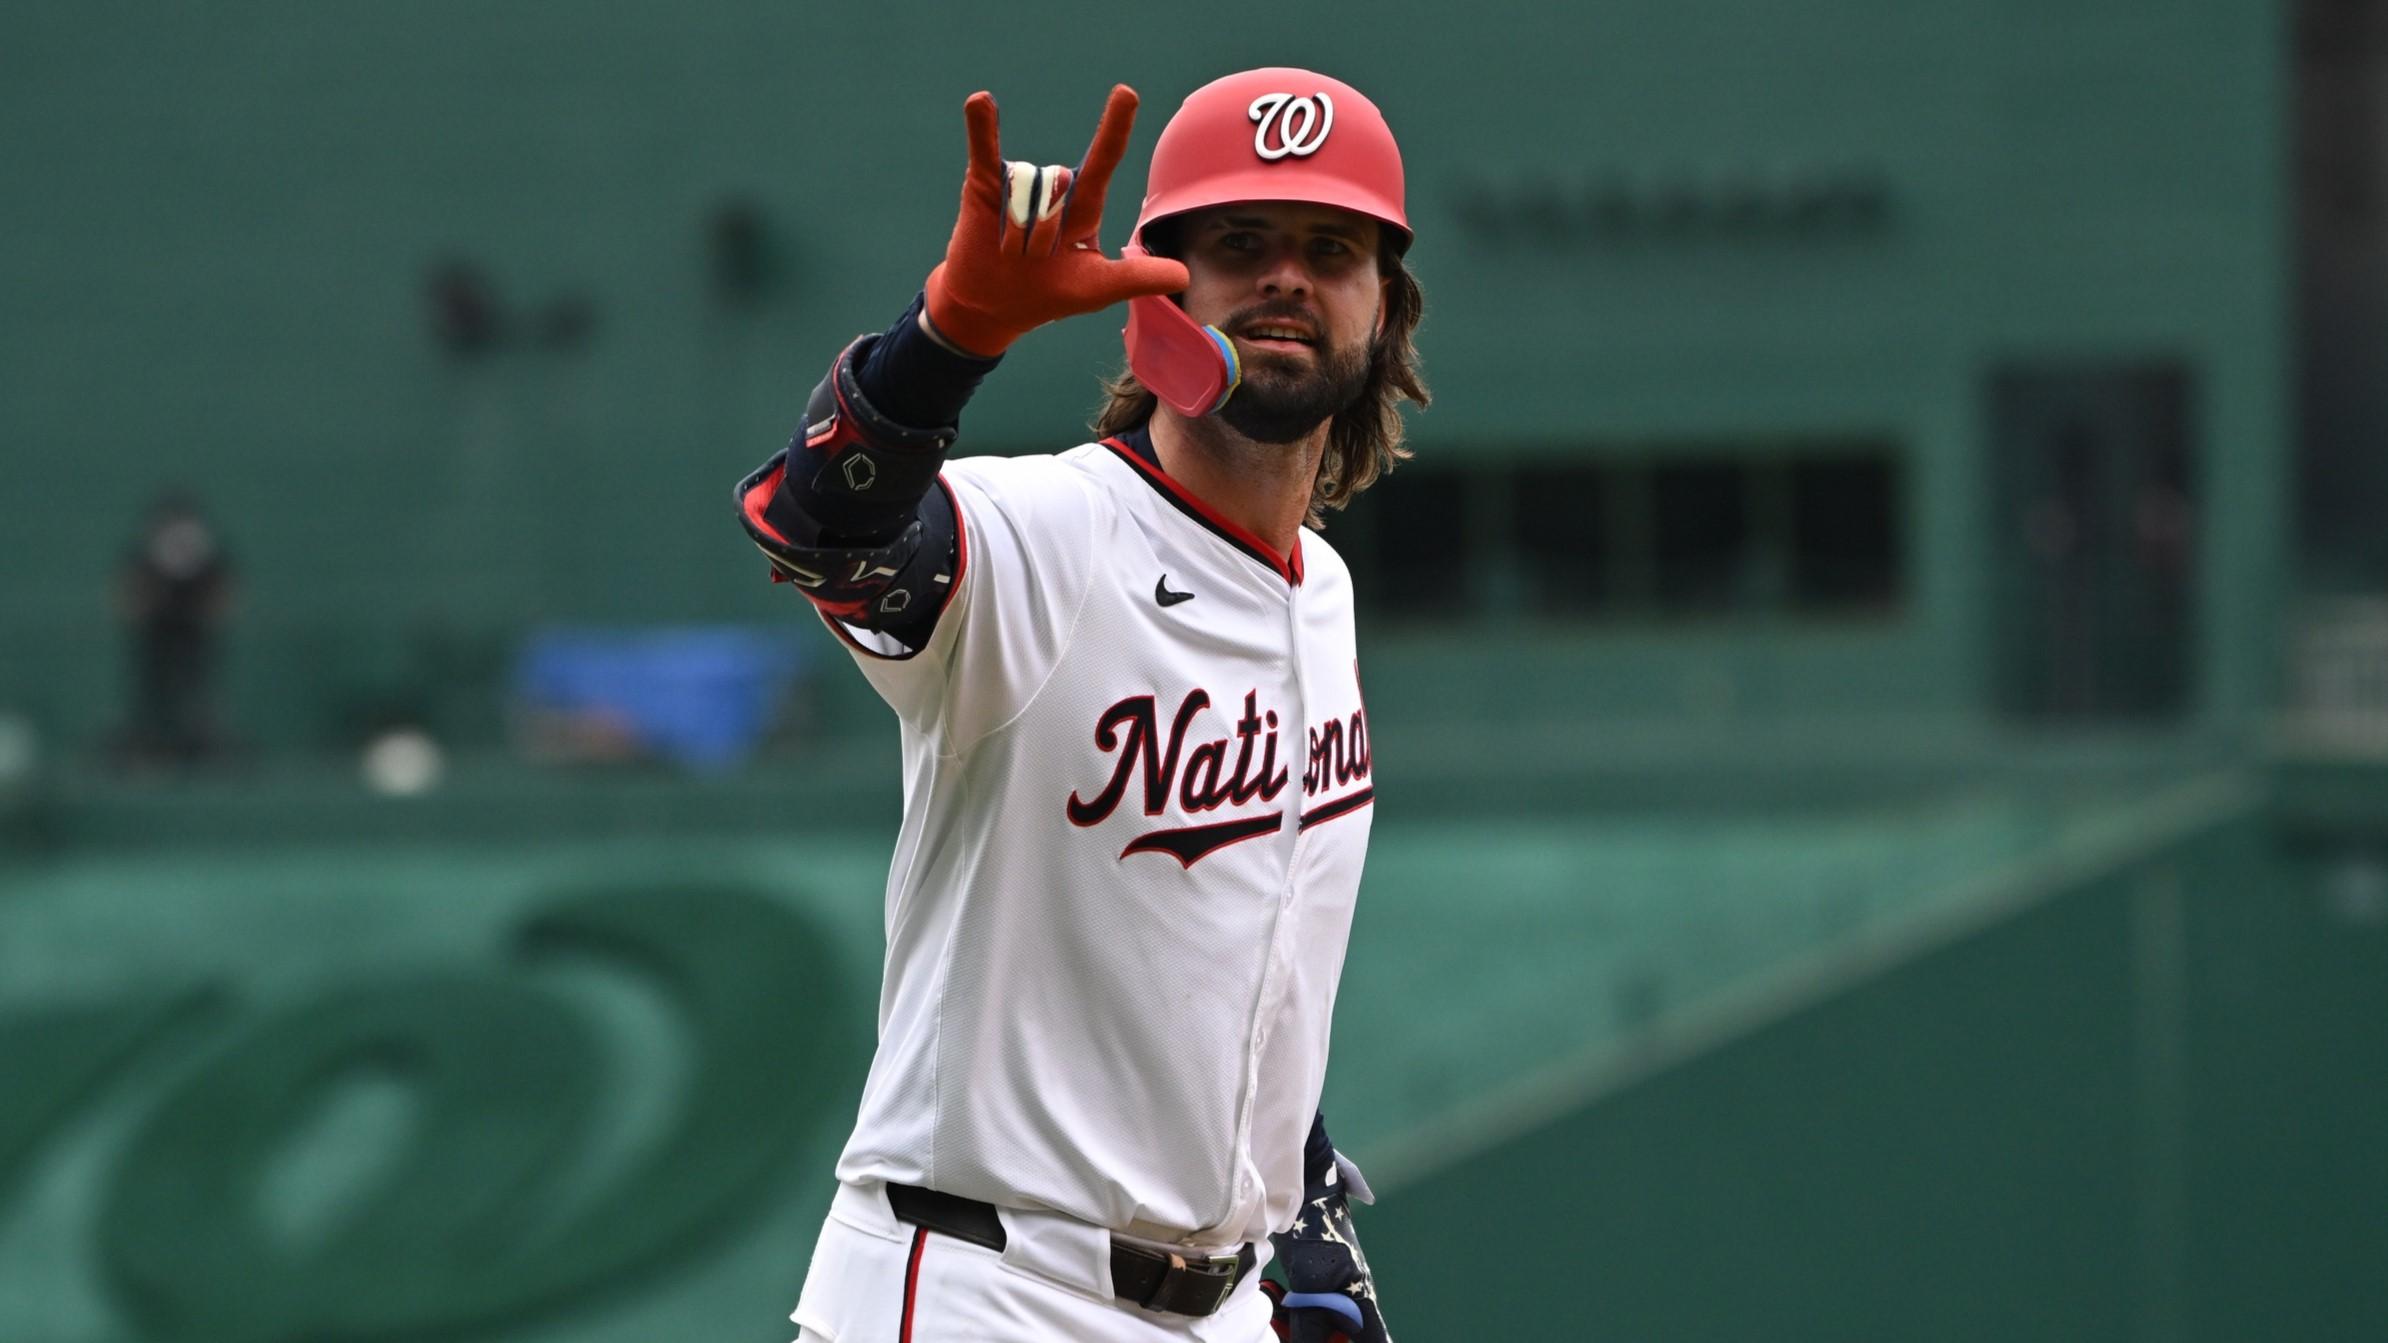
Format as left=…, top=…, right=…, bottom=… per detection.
left=1248, top=91, right=1336, bottom=159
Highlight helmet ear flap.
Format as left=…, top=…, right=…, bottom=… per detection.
left=1120, top=241, right=1240, bottom=418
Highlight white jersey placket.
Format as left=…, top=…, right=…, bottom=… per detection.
left=1226, top=568, right=1320, bottom=1233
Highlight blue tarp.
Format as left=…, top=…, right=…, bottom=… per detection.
left=513, top=626, right=805, bottom=771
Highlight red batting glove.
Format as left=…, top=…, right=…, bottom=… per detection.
left=921, top=85, right=1190, bottom=358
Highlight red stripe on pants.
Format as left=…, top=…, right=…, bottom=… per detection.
left=899, top=1227, right=928, bottom=1343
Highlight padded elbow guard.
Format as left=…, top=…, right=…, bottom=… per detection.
left=736, top=337, right=961, bottom=633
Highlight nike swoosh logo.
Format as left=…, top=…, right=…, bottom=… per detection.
left=1155, top=575, right=1195, bottom=607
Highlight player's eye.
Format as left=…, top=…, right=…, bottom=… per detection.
left=1218, top=231, right=1263, bottom=254
left=1307, top=236, right=1367, bottom=271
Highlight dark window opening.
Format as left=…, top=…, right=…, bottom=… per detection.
left=1513, top=465, right=1609, bottom=615
left=1652, top=462, right=1750, bottom=611
left=1789, top=457, right=1901, bottom=610
left=1348, top=465, right=1473, bottom=621
left=1340, top=444, right=1906, bottom=627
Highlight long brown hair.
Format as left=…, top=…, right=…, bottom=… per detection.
left=1091, top=226, right=1430, bottom=530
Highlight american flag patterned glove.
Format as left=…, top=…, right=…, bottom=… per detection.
left=1266, top=1114, right=1392, bottom=1343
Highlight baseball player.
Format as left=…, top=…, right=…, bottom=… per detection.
left=737, top=67, right=1427, bottom=1342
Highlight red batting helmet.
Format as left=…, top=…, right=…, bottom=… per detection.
left=1131, top=67, right=1410, bottom=253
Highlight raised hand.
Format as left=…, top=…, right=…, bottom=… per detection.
left=922, top=85, right=1191, bottom=358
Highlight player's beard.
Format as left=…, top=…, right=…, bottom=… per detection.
left=1219, top=326, right=1374, bottom=446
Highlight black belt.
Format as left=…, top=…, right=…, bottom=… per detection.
left=885, top=1183, right=1256, bottom=1318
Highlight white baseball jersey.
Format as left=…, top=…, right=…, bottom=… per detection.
left=823, top=431, right=1376, bottom=1249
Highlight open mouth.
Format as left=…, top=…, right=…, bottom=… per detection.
left=1236, top=323, right=1317, bottom=355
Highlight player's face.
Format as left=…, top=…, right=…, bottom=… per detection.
left=1174, top=202, right=1390, bottom=445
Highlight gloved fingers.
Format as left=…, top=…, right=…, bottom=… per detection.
left=1060, top=83, right=1140, bottom=243
left=1332, top=1149, right=1376, bottom=1206
left=1281, top=1292, right=1367, bottom=1334
left=959, top=91, right=1007, bottom=239
left=1084, top=251, right=1190, bottom=304
left=930, top=85, right=1175, bottom=350
left=1001, top=161, right=1073, bottom=252
left=963, top=91, right=1005, bottom=184
left=1287, top=1314, right=1354, bottom=1343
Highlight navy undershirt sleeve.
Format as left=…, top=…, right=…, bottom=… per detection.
left=852, top=292, right=1001, bottom=432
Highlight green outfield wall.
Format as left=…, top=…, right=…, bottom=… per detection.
left=2, top=786, right=2242, bottom=1342
left=2, top=0, right=2288, bottom=759
left=1361, top=782, right=2388, bottom=1342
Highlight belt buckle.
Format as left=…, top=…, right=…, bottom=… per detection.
left=1162, top=1250, right=1240, bottom=1316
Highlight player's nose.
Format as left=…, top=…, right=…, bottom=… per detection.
left=1254, top=241, right=1314, bottom=299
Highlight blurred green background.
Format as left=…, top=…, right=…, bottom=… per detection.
left=4, top=1, right=2385, bottom=1339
